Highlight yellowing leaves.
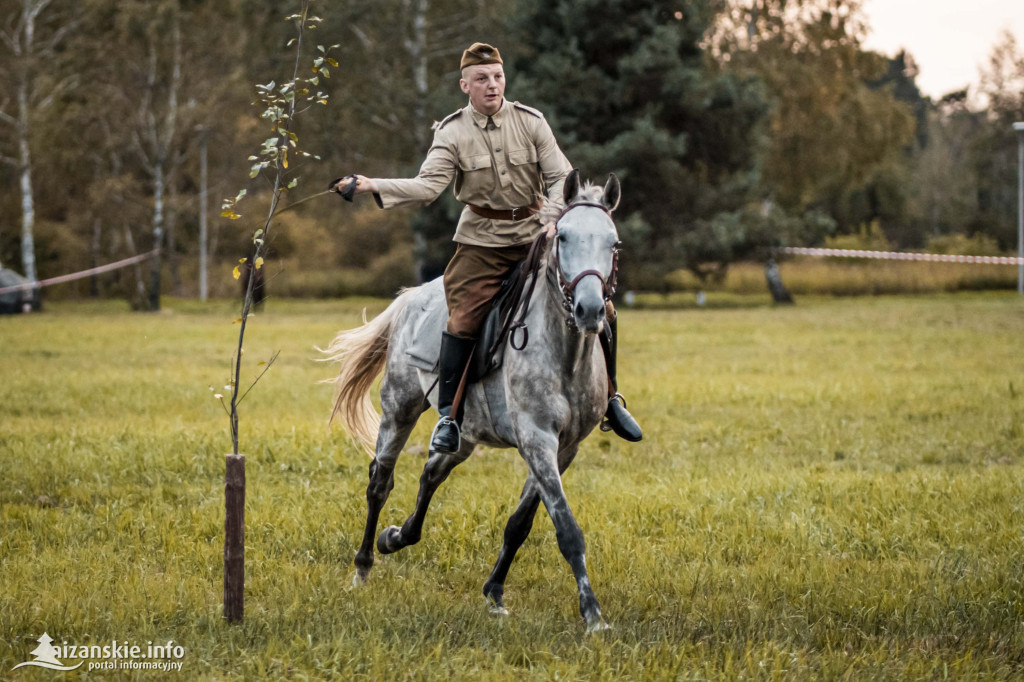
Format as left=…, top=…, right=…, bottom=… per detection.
left=254, top=257, right=264, bottom=270
left=233, top=266, right=241, bottom=280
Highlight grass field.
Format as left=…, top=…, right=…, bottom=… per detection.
left=2, top=293, right=1023, bottom=679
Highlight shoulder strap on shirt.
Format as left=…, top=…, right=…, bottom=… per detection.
left=433, top=109, right=464, bottom=130
left=513, top=101, right=544, bottom=119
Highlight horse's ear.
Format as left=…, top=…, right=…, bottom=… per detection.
left=602, top=173, right=621, bottom=212
left=563, top=168, right=581, bottom=205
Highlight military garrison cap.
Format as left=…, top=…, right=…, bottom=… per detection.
left=460, top=42, right=502, bottom=69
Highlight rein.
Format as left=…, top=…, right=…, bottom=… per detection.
left=489, top=230, right=551, bottom=356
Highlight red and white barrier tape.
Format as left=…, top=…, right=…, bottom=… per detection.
left=0, top=250, right=158, bottom=295
left=779, top=247, right=1024, bottom=266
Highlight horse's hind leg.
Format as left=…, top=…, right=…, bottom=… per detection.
left=483, top=445, right=579, bottom=614
left=353, top=380, right=424, bottom=584
left=377, top=439, right=474, bottom=554
left=354, top=457, right=395, bottom=584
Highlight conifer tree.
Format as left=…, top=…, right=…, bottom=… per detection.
left=510, top=0, right=769, bottom=289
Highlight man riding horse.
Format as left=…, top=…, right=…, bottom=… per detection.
left=340, top=42, right=641, bottom=452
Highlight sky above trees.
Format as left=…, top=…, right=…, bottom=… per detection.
left=862, top=0, right=1023, bottom=100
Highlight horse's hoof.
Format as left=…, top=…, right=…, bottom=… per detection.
left=353, top=561, right=372, bottom=584
left=483, top=583, right=506, bottom=615
left=353, top=551, right=373, bottom=584
left=585, top=619, right=612, bottom=634
left=376, top=526, right=402, bottom=554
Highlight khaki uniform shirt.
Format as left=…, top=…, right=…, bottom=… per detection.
left=374, top=99, right=573, bottom=247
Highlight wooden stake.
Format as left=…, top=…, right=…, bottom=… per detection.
left=224, top=453, right=245, bottom=622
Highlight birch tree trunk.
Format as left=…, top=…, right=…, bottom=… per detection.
left=149, top=160, right=165, bottom=311
left=4, top=0, right=42, bottom=286
left=17, top=75, right=36, bottom=285
left=405, top=0, right=430, bottom=281
left=406, top=0, right=429, bottom=152
left=143, top=3, right=182, bottom=312
left=1, top=0, right=74, bottom=296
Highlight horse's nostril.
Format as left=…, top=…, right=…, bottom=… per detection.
left=575, top=302, right=585, bottom=319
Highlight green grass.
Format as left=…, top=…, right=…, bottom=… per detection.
left=2, top=294, right=1023, bottom=679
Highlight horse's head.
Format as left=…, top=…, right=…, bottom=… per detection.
left=552, top=169, right=621, bottom=334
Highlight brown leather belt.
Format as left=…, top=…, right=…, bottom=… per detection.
left=467, top=200, right=542, bottom=222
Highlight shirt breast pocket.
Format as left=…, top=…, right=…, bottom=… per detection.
left=458, top=152, right=493, bottom=172
left=507, top=148, right=538, bottom=167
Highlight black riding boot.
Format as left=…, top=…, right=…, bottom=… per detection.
left=599, top=316, right=643, bottom=442
left=430, top=331, right=476, bottom=454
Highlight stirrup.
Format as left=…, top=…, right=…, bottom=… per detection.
left=601, top=393, right=643, bottom=442
left=600, top=393, right=627, bottom=432
left=430, top=415, right=461, bottom=453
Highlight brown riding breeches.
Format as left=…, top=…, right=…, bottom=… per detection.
left=443, top=242, right=533, bottom=338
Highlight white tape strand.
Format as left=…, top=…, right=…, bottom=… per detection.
left=0, top=250, right=159, bottom=295
left=778, top=247, right=1024, bottom=266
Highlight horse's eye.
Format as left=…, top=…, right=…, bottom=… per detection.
left=558, top=234, right=568, bottom=243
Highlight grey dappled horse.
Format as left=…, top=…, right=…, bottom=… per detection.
left=322, top=171, right=621, bottom=631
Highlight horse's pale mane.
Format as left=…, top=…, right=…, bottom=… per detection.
left=536, top=181, right=604, bottom=226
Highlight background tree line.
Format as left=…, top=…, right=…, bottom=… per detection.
left=1, top=0, right=1023, bottom=306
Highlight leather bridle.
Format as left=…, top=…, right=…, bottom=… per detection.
left=553, top=201, right=620, bottom=317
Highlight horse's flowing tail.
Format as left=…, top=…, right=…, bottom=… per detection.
left=319, top=289, right=417, bottom=455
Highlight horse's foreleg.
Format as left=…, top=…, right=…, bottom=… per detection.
left=482, top=476, right=540, bottom=614
left=377, top=441, right=474, bottom=554
left=528, top=444, right=607, bottom=632
left=483, top=445, right=577, bottom=613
